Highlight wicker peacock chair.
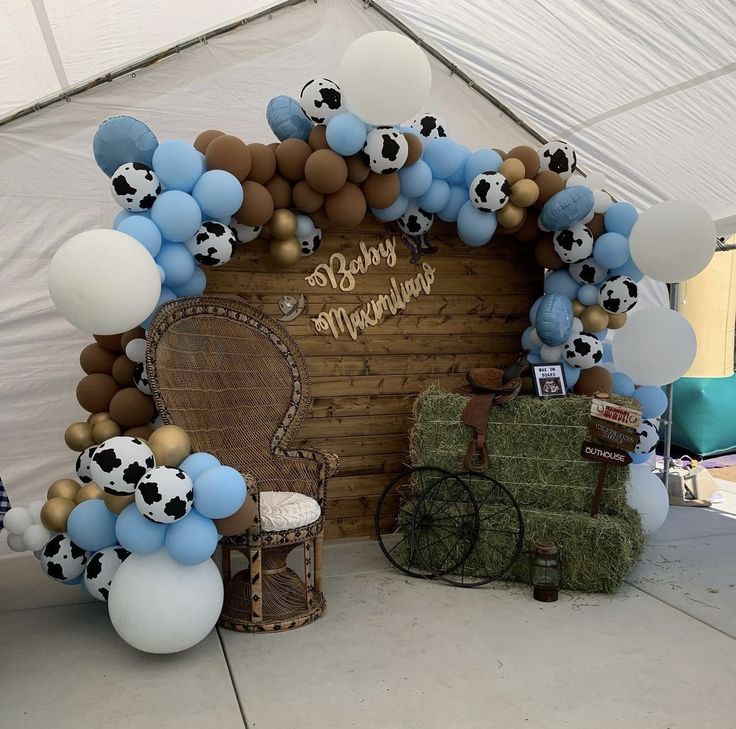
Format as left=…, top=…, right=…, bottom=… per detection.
left=146, top=295, right=339, bottom=632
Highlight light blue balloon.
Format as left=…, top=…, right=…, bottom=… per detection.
left=142, top=286, right=177, bottom=329
left=266, top=95, right=313, bottom=142
left=628, top=452, right=651, bottom=465
left=595, top=329, right=609, bottom=341
left=611, top=372, right=635, bottom=397
left=295, top=215, right=315, bottom=239
left=152, top=140, right=204, bottom=192
left=539, top=186, right=594, bottom=231
left=457, top=201, right=497, bottom=247
left=634, top=386, right=668, bottom=419
left=593, top=232, right=630, bottom=269
left=93, top=115, right=158, bottom=177
left=194, top=465, right=247, bottom=519
left=114, top=209, right=151, bottom=228
left=398, top=160, right=433, bottom=199
left=423, top=139, right=465, bottom=180
left=464, top=149, right=503, bottom=187
left=417, top=179, right=450, bottom=213
left=67, top=500, right=117, bottom=552
left=372, top=195, right=410, bottom=221
left=151, top=190, right=202, bottom=242
left=562, top=361, right=581, bottom=388
left=529, top=296, right=544, bottom=325
left=527, top=352, right=543, bottom=364
left=578, top=283, right=599, bottom=306
left=179, top=452, right=221, bottom=482
left=172, top=267, right=207, bottom=297
left=610, top=257, right=644, bottom=282
left=521, top=326, right=537, bottom=351
left=543, top=269, right=579, bottom=299
left=445, top=145, right=470, bottom=185
left=156, top=242, right=196, bottom=288
left=437, top=185, right=468, bottom=223
left=157, top=265, right=166, bottom=283
left=534, top=293, right=573, bottom=346
left=325, top=113, right=367, bottom=156
left=192, top=170, right=243, bottom=219
left=602, top=342, right=614, bottom=361
left=115, top=504, right=168, bottom=554
left=604, top=202, right=638, bottom=236
left=63, top=575, right=84, bottom=586
left=165, top=511, right=218, bottom=565
left=117, top=216, right=162, bottom=257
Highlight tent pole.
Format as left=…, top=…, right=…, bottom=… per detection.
left=660, top=282, right=679, bottom=491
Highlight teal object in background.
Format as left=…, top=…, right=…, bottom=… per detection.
left=671, top=374, right=736, bottom=456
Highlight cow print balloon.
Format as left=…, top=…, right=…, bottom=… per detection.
left=408, top=113, right=448, bottom=140
left=110, top=163, right=161, bottom=211
left=470, top=171, right=510, bottom=212
left=552, top=223, right=594, bottom=264
left=363, top=127, right=409, bottom=175
left=134, top=361, right=151, bottom=395
left=230, top=220, right=262, bottom=243
left=41, top=533, right=87, bottom=582
left=537, top=140, right=578, bottom=180
left=300, top=228, right=322, bottom=257
left=84, top=545, right=130, bottom=601
left=569, top=256, right=608, bottom=285
left=90, top=436, right=156, bottom=496
left=398, top=203, right=434, bottom=236
left=76, top=445, right=97, bottom=484
left=135, top=466, right=194, bottom=523
left=299, top=78, right=343, bottom=124
left=563, top=332, right=603, bottom=369
left=185, top=221, right=235, bottom=267
left=634, top=419, right=659, bottom=455
left=598, top=275, right=638, bottom=314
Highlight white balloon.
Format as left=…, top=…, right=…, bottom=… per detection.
left=626, top=465, right=669, bottom=534
left=27, top=499, right=45, bottom=524
left=530, top=329, right=542, bottom=348
left=593, top=190, right=613, bottom=213
left=540, top=344, right=563, bottom=362
left=22, top=524, right=52, bottom=552
left=612, top=307, right=696, bottom=386
left=339, top=31, right=432, bottom=125
left=629, top=200, right=716, bottom=283
left=6, top=533, right=27, bottom=552
left=570, top=317, right=584, bottom=335
left=108, top=549, right=223, bottom=654
left=3, top=507, right=33, bottom=535
left=125, top=338, right=147, bottom=363
left=47, top=229, right=161, bottom=335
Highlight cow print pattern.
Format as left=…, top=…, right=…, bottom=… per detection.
left=634, top=419, right=659, bottom=455
left=598, top=275, right=638, bottom=314
left=409, top=113, right=447, bottom=140
left=569, top=256, right=607, bottom=285
left=230, top=220, right=262, bottom=244
left=134, top=360, right=151, bottom=395
left=553, top=223, right=594, bottom=264
left=134, top=466, right=193, bottom=523
left=299, top=78, right=343, bottom=124
left=84, top=545, right=130, bottom=601
left=90, top=435, right=156, bottom=496
left=470, top=171, right=510, bottom=212
left=398, top=203, right=434, bottom=236
left=363, top=127, right=409, bottom=175
left=41, top=534, right=88, bottom=582
left=76, top=444, right=97, bottom=483
left=538, top=140, right=578, bottom=180
left=185, top=221, right=235, bottom=267
left=299, top=228, right=322, bottom=257
left=110, top=163, right=161, bottom=212
left=563, top=332, right=604, bottom=369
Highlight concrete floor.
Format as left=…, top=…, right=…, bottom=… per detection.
left=3, top=483, right=736, bottom=729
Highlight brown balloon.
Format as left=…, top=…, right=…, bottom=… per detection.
left=270, top=237, right=302, bottom=267
left=507, top=145, right=540, bottom=178
left=309, top=208, right=331, bottom=231
left=79, top=343, right=117, bottom=375
left=497, top=202, right=524, bottom=229
left=76, top=373, right=120, bottom=413
left=104, top=492, right=135, bottom=515
left=574, top=366, right=614, bottom=397
left=41, top=496, right=76, bottom=532
left=265, top=175, right=292, bottom=209
left=324, top=183, right=367, bottom=228
left=308, top=124, right=329, bottom=151
left=64, top=422, right=95, bottom=451
left=88, top=411, right=111, bottom=426
left=499, top=158, right=525, bottom=186
left=275, top=139, right=312, bottom=182
left=269, top=209, right=298, bottom=239
left=346, top=154, right=371, bottom=184
left=109, top=388, right=155, bottom=428
left=361, top=172, right=400, bottom=209
left=124, top=425, right=154, bottom=440
left=93, top=333, right=123, bottom=353
left=304, top=149, right=348, bottom=194
left=75, top=483, right=104, bottom=504
left=572, top=299, right=586, bottom=317
left=607, top=312, right=627, bottom=330
left=235, top=181, right=274, bottom=226
left=48, top=478, right=81, bottom=501
left=205, top=134, right=252, bottom=181
left=92, top=419, right=122, bottom=443
left=194, top=129, right=225, bottom=154
left=247, top=143, right=277, bottom=184
left=493, top=149, right=507, bottom=161
left=580, top=304, right=610, bottom=333
left=515, top=209, right=540, bottom=243
left=510, top=179, right=540, bottom=208
left=111, top=355, right=136, bottom=387
left=214, top=492, right=258, bottom=536
left=120, top=327, right=145, bottom=351
left=533, top=236, right=565, bottom=270
left=404, top=133, right=423, bottom=166
left=587, top=213, right=605, bottom=239
left=292, top=180, right=325, bottom=213
left=148, top=424, right=192, bottom=467
left=533, top=171, right=565, bottom=208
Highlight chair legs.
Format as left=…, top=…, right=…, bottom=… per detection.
left=249, top=545, right=263, bottom=625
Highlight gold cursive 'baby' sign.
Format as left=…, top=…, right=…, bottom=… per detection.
left=305, top=239, right=397, bottom=292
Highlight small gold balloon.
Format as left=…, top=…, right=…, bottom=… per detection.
left=40, top=496, right=76, bottom=532
left=92, top=419, right=122, bottom=443
left=498, top=158, right=525, bottom=185
left=509, top=179, right=539, bottom=208
left=64, top=422, right=95, bottom=452
left=147, top=424, right=192, bottom=467
left=270, top=237, right=302, bottom=267
left=268, top=208, right=298, bottom=239
left=103, top=492, right=135, bottom=515
left=607, top=312, right=627, bottom=330
left=496, top=202, right=524, bottom=229
left=580, top=304, right=610, bottom=333
left=572, top=299, right=586, bottom=317
left=88, top=411, right=111, bottom=426
left=75, top=483, right=104, bottom=504
left=48, top=478, right=81, bottom=501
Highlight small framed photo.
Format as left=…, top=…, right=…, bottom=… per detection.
left=530, top=363, right=568, bottom=398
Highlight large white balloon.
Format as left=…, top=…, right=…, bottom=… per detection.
left=48, top=229, right=161, bottom=334
left=629, top=200, right=716, bottom=283
left=612, top=307, right=696, bottom=386
left=108, top=549, right=223, bottom=654
left=339, top=31, right=432, bottom=125
left=626, top=465, right=669, bottom=534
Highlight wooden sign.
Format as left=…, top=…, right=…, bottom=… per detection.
left=587, top=419, right=638, bottom=451
left=590, top=398, right=641, bottom=429
left=580, top=441, right=633, bottom=466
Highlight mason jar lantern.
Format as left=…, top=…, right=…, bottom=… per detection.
left=530, top=542, right=561, bottom=602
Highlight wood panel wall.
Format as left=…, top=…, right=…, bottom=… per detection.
left=206, top=219, right=542, bottom=538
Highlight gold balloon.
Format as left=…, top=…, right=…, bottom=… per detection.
left=75, top=483, right=104, bottom=504
left=496, top=203, right=524, bottom=229
left=92, top=419, right=122, bottom=443
left=510, top=179, right=539, bottom=208
left=48, top=478, right=81, bottom=501
left=64, top=422, right=95, bottom=451
left=572, top=299, right=586, bottom=317
left=269, top=209, right=297, bottom=239
left=580, top=304, right=610, bottom=333
left=498, top=158, right=525, bottom=185
left=270, top=237, right=302, bottom=267
left=41, top=496, right=76, bottom=532
left=104, top=492, right=135, bottom=515
left=148, top=424, right=192, bottom=467
left=88, top=411, right=111, bottom=426
left=607, top=312, right=627, bottom=330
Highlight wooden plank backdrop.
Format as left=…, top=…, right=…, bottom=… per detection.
left=206, top=218, right=542, bottom=538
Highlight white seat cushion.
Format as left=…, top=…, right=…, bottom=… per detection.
left=260, top=491, right=321, bottom=532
